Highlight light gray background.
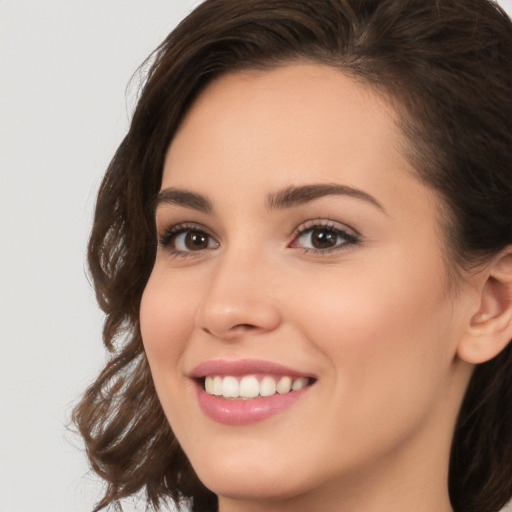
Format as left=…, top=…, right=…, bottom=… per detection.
left=0, top=2, right=199, bottom=511
left=1, top=1, right=512, bottom=511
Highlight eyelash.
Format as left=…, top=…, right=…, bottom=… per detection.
left=158, top=223, right=218, bottom=258
left=290, top=220, right=359, bottom=254
left=158, top=220, right=359, bottom=258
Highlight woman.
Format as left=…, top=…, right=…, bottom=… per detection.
left=74, top=0, right=512, bottom=511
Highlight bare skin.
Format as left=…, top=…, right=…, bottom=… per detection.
left=140, top=63, right=512, bottom=512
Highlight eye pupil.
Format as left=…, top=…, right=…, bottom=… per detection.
left=311, top=229, right=337, bottom=249
left=185, top=231, right=209, bottom=250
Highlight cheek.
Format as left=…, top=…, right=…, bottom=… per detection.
left=280, top=261, right=457, bottom=470
left=290, top=254, right=455, bottom=411
left=139, top=269, right=197, bottom=370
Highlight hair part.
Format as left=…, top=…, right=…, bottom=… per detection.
left=73, top=1, right=512, bottom=511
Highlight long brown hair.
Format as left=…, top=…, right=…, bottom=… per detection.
left=73, top=1, right=512, bottom=511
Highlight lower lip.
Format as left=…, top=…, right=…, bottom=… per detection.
left=195, top=382, right=312, bottom=425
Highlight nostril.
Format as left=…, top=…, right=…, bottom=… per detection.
left=202, top=323, right=257, bottom=339
left=233, top=324, right=257, bottom=330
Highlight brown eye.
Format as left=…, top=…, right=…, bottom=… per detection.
left=160, top=226, right=219, bottom=254
left=184, top=231, right=210, bottom=250
left=310, top=229, right=338, bottom=249
left=292, top=223, right=358, bottom=253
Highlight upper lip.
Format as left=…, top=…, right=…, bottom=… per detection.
left=189, top=358, right=316, bottom=379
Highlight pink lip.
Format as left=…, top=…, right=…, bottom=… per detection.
left=190, top=359, right=316, bottom=425
left=190, top=358, right=314, bottom=379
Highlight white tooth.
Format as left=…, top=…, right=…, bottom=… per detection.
left=239, top=375, right=259, bottom=398
left=292, top=377, right=309, bottom=391
left=213, top=376, right=223, bottom=396
left=260, top=376, right=277, bottom=397
left=205, top=376, right=214, bottom=394
left=276, top=376, right=292, bottom=394
left=222, top=376, right=239, bottom=398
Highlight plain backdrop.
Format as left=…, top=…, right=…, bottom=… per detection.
left=1, top=1, right=512, bottom=511
left=0, top=2, right=199, bottom=511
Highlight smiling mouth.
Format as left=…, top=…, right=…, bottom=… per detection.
left=192, top=362, right=317, bottom=424
left=200, top=375, right=315, bottom=399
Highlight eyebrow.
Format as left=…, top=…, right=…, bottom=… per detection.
left=267, top=183, right=386, bottom=213
left=154, top=187, right=213, bottom=213
left=154, top=183, right=386, bottom=214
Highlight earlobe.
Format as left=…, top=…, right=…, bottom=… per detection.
left=457, top=247, right=512, bottom=365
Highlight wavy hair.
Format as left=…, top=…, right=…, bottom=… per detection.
left=73, top=1, right=512, bottom=511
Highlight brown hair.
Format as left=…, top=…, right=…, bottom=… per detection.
left=73, top=1, right=512, bottom=511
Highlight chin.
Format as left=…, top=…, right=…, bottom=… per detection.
left=189, top=449, right=310, bottom=503
left=201, top=472, right=304, bottom=504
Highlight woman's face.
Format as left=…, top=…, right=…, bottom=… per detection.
left=140, top=64, right=473, bottom=510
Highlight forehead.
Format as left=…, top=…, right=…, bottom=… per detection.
left=168, top=63, right=403, bottom=180
left=162, top=63, right=438, bottom=224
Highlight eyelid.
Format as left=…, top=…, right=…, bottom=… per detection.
left=290, top=218, right=359, bottom=240
left=157, top=219, right=359, bottom=258
left=158, top=222, right=219, bottom=251
left=289, top=219, right=360, bottom=252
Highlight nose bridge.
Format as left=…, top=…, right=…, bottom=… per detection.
left=195, top=243, right=281, bottom=340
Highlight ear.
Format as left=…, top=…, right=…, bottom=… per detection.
left=457, top=246, right=512, bottom=364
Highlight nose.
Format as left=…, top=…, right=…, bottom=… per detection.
left=195, top=250, right=282, bottom=341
